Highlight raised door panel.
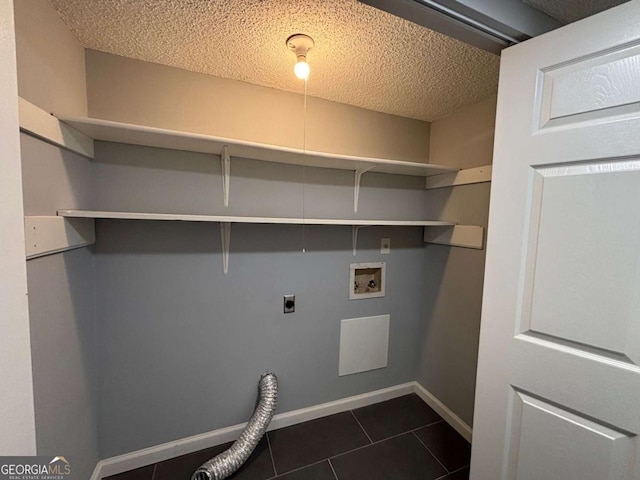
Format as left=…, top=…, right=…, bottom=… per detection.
left=539, top=44, right=640, bottom=126
left=506, top=392, right=637, bottom=480
left=519, top=160, right=640, bottom=365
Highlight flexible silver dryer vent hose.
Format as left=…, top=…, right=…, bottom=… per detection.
left=192, top=372, right=278, bottom=480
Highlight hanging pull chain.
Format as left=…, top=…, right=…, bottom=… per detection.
left=301, top=77, right=308, bottom=253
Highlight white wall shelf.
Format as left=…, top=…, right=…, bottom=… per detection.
left=20, top=95, right=483, bottom=270
left=57, top=210, right=454, bottom=227
left=57, top=210, right=458, bottom=272
left=56, top=115, right=457, bottom=178
left=18, top=99, right=474, bottom=214
left=54, top=115, right=458, bottom=212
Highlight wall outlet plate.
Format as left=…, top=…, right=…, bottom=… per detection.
left=381, top=238, right=391, bottom=254
left=284, top=294, right=295, bottom=313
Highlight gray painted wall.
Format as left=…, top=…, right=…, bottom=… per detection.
left=91, top=141, right=429, bottom=220
left=21, top=133, right=98, bottom=480
left=91, top=141, right=431, bottom=457
left=95, top=221, right=426, bottom=457
left=417, top=95, right=496, bottom=427
left=26, top=250, right=98, bottom=480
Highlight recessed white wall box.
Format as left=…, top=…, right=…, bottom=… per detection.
left=339, top=314, right=390, bottom=376
left=350, top=262, right=386, bottom=300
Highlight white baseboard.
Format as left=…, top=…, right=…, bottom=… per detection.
left=91, top=381, right=471, bottom=479
left=89, top=463, right=101, bottom=480
left=91, top=382, right=415, bottom=479
left=413, top=382, right=473, bottom=442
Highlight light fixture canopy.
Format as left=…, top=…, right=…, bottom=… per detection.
left=286, top=34, right=314, bottom=80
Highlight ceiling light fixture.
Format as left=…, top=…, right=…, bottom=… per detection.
left=286, top=34, right=314, bottom=80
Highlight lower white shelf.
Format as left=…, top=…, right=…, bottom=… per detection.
left=43, top=211, right=481, bottom=274
left=57, top=210, right=454, bottom=227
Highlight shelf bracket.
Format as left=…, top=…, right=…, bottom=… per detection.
left=19, top=97, right=94, bottom=158
left=25, top=216, right=95, bottom=259
left=352, top=226, right=360, bottom=256
left=351, top=225, right=373, bottom=255
left=354, top=167, right=374, bottom=212
left=425, top=165, right=492, bottom=189
left=424, top=225, right=484, bottom=249
left=221, top=145, right=230, bottom=207
left=220, top=222, right=231, bottom=274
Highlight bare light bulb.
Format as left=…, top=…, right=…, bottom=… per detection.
left=294, top=58, right=310, bottom=80
left=287, top=34, right=314, bottom=81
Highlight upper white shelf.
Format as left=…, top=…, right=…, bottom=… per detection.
left=58, top=210, right=454, bottom=227
left=58, top=115, right=457, bottom=177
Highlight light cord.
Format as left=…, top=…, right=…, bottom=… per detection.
left=301, top=77, right=308, bottom=253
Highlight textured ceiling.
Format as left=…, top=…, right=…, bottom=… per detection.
left=522, top=0, right=629, bottom=24
left=47, top=0, right=500, bottom=122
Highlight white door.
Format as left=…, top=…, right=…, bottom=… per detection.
left=472, top=2, right=640, bottom=479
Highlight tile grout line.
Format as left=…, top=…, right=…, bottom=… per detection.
left=264, top=428, right=416, bottom=479
left=264, top=425, right=454, bottom=480
left=327, top=458, right=340, bottom=480
left=266, top=433, right=278, bottom=478
left=412, top=419, right=445, bottom=431
left=412, top=430, right=450, bottom=474
left=263, top=458, right=329, bottom=480
left=349, top=410, right=373, bottom=444
left=329, top=430, right=409, bottom=461
left=141, top=420, right=446, bottom=480
left=326, top=418, right=446, bottom=465
left=113, top=407, right=451, bottom=479
left=316, top=420, right=448, bottom=471
left=264, top=429, right=403, bottom=480
left=433, top=464, right=470, bottom=480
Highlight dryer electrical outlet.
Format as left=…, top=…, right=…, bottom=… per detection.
left=283, top=294, right=295, bottom=313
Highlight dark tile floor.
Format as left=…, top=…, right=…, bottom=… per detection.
left=105, top=394, right=471, bottom=480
